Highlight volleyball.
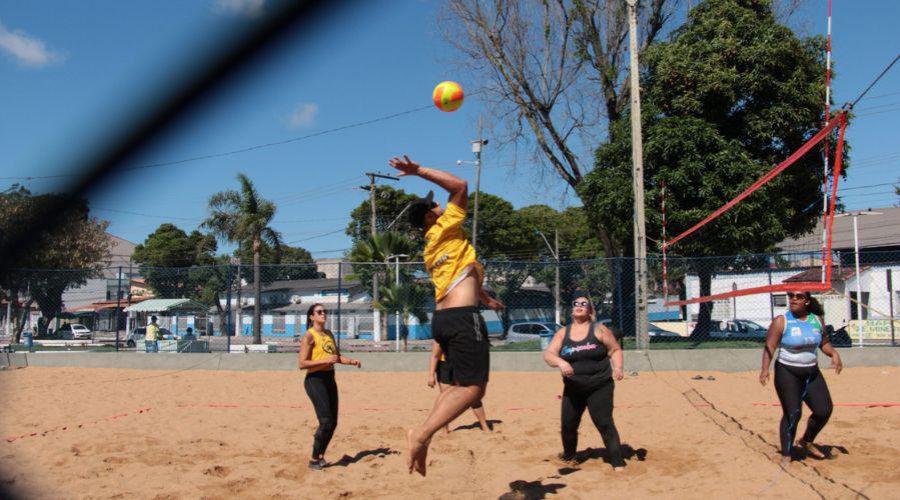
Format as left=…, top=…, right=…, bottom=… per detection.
left=433, top=81, right=464, bottom=112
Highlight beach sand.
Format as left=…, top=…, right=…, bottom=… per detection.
left=1, top=365, right=897, bottom=499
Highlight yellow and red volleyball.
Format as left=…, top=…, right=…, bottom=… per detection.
left=433, top=81, right=464, bottom=112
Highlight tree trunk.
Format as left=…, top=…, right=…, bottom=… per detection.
left=690, top=268, right=714, bottom=340
left=253, top=237, right=262, bottom=345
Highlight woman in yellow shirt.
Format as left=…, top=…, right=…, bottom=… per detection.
left=298, top=303, right=361, bottom=470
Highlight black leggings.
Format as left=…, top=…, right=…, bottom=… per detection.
left=561, top=376, right=624, bottom=467
left=774, top=361, right=833, bottom=457
left=304, top=371, right=339, bottom=459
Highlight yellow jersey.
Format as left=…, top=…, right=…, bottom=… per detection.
left=305, top=328, right=337, bottom=373
left=146, top=323, right=160, bottom=341
left=424, top=202, right=484, bottom=302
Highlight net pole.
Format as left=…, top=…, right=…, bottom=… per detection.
left=820, top=0, right=833, bottom=283
left=823, top=114, right=848, bottom=285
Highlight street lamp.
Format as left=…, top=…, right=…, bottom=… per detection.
left=457, top=135, right=488, bottom=249
left=537, top=230, right=561, bottom=326
left=387, top=253, right=410, bottom=352
left=835, top=210, right=882, bottom=347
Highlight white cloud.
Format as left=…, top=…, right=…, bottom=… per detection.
left=214, top=0, right=266, bottom=18
left=0, top=20, right=61, bottom=67
left=288, top=103, right=318, bottom=129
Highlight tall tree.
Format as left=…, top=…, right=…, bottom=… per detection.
left=346, top=185, right=421, bottom=243
left=203, top=174, right=282, bottom=344
left=581, top=0, right=842, bottom=337
left=133, top=224, right=201, bottom=297
left=0, top=185, right=111, bottom=339
left=445, top=0, right=679, bottom=257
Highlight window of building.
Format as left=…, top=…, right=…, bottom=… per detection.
left=772, top=294, right=787, bottom=307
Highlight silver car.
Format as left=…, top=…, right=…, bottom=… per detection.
left=505, top=322, right=563, bottom=343
left=57, top=323, right=92, bottom=340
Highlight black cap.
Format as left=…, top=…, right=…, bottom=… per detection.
left=407, top=191, right=436, bottom=229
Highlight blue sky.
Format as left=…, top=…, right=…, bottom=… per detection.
left=1, top=0, right=898, bottom=259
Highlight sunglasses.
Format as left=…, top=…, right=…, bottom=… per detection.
left=314, top=310, right=327, bottom=315
left=786, top=293, right=808, bottom=300
left=572, top=300, right=591, bottom=308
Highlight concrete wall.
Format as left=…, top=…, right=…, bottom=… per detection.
left=2, top=348, right=897, bottom=372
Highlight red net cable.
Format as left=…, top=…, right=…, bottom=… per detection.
left=664, top=113, right=848, bottom=307
left=663, top=113, right=847, bottom=250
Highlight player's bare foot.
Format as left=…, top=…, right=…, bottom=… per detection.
left=798, top=439, right=825, bottom=459
left=406, top=429, right=429, bottom=476
left=779, top=455, right=792, bottom=468
left=613, top=466, right=626, bottom=472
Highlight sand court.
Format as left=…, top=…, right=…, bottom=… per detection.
left=1, top=365, right=898, bottom=499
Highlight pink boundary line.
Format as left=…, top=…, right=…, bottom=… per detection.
left=3, top=408, right=152, bottom=443
left=753, top=403, right=900, bottom=408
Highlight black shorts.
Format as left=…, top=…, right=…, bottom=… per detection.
left=432, top=306, right=490, bottom=385
left=436, top=360, right=453, bottom=385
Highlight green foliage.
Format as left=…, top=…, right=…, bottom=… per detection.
left=583, top=0, right=841, bottom=259
left=132, top=224, right=218, bottom=298
left=349, top=231, right=421, bottom=290
left=202, top=173, right=281, bottom=344
left=346, top=185, right=421, bottom=244
left=0, top=185, right=112, bottom=337
left=581, top=0, right=845, bottom=336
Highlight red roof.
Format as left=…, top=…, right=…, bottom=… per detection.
left=784, top=266, right=868, bottom=283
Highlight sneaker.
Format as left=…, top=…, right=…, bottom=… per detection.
left=308, top=458, right=326, bottom=470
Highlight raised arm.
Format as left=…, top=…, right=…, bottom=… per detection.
left=389, top=156, right=468, bottom=209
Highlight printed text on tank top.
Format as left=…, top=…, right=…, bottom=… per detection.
left=560, top=322, right=611, bottom=377
left=777, top=311, right=822, bottom=368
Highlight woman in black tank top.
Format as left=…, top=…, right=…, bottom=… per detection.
left=543, top=295, right=626, bottom=470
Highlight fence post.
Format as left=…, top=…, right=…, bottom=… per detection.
left=115, top=266, right=122, bottom=352
left=767, top=266, right=774, bottom=321
left=616, top=258, right=624, bottom=336
left=336, top=261, right=343, bottom=352
left=225, top=262, right=233, bottom=353
left=888, top=269, right=895, bottom=346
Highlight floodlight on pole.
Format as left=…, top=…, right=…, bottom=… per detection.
left=387, top=253, right=410, bottom=352
left=835, top=210, right=882, bottom=347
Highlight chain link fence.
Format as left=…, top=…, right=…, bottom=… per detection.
left=2, top=251, right=897, bottom=352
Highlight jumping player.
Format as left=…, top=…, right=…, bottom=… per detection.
left=389, top=155, right=504, bottom=476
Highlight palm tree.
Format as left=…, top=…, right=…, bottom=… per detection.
left=203, top=173, right=281, bottom=344
left=350, top=231, right=419, bottom=340
left=377, top=281, right=430, bottom=351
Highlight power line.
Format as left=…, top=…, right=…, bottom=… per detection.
left=0, top=103, right=437, bottom=181
left=848, top=53, right=900, bottom=109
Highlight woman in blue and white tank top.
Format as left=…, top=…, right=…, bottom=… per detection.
left=759, top=291, right=843, bottom=466
left=543, top=294, right=626, bottom=470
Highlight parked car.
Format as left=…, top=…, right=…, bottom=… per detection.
left=57, top=323, right=92, bottom=340
left=648, top=323, right=682, bottom=339
left=505, top=322, right=563, bottom=343
left=124, top=327, right=174, bottom=348
left=710, top=319, right=768, bottom=340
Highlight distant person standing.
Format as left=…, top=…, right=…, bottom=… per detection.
left=145, top=315, right=160, bottom=353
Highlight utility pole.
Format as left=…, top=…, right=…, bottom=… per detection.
left=538, top=230, right=561, bottom=326
left=836, top=210, right=882, bottom=347
left=235, top=242, right=242, bottom=338
left=471, top=118, right=487, bottom=250
left=362, top=172, right=399, bottom=342
left=627, top=0, right=649, bottom=350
